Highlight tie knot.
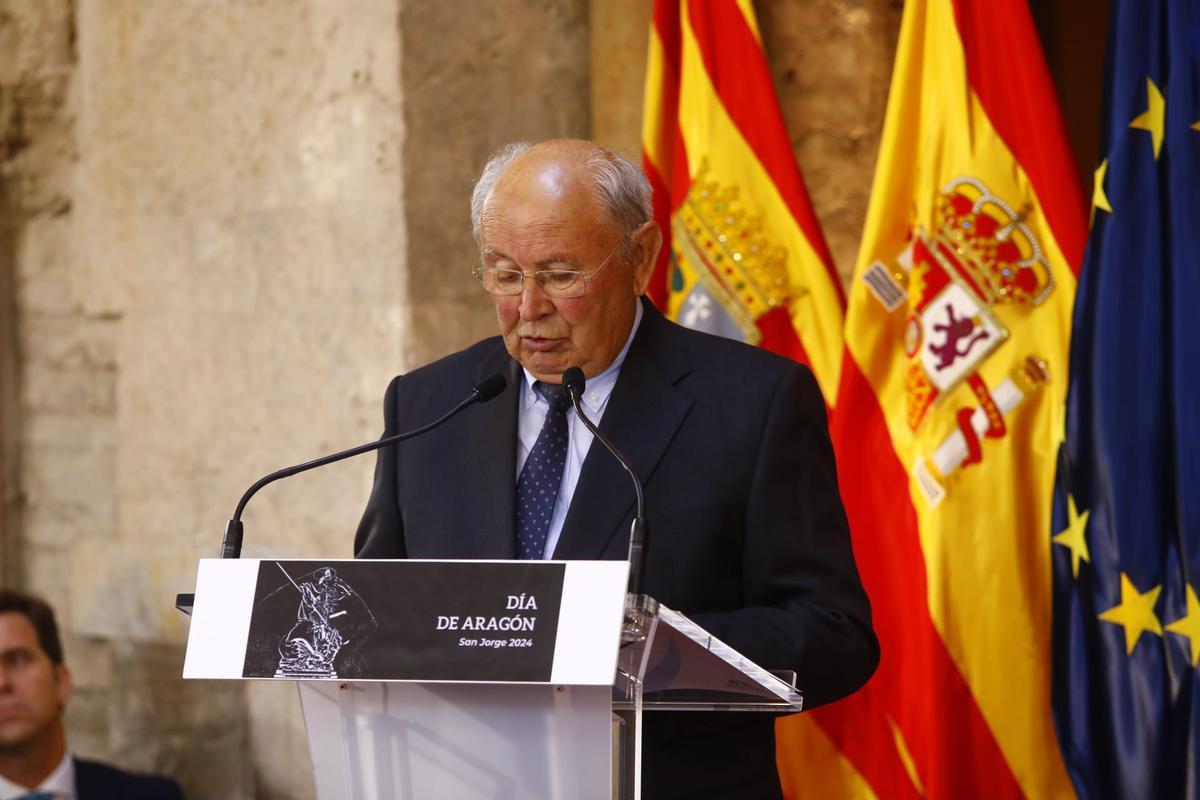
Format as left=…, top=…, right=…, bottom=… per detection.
left=535, top=381, right=572, bottom=412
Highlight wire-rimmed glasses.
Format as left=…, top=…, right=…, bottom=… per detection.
left=472, top=244, right=619, bottom=299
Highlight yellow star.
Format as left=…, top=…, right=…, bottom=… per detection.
left=1129, top=77, right=1166, bottom=160
left=1193, top=121, right=1200, bottom=132
left=1091, top=160, right=1113, bottom=217
left=1099, top=573, right=1163, bottom=654
left=1166, top=585, right=1200, bottom=667
left=1052, top=494, right=1091, bottom=577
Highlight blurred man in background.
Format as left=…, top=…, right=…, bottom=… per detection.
left=0, top=590, right=182, bottom=800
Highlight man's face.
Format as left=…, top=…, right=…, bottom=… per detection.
left=478, top=150, right=658, bottom=383
left=0, top=613, right=70, bottom=753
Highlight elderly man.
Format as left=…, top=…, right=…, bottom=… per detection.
left=0, top=590, right=182, bottom=800
left=356, top=139, right=878, bottom=799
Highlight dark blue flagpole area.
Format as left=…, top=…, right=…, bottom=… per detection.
left=1050, top=0, right=1200, bottom=797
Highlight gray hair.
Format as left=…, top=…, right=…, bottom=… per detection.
left=470, top=141, right=653, bottom=263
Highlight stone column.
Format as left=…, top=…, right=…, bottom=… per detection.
left=69, top=1, right=411, bottom=794
left=0, top=211, right=17, bottom=587
left=5, top=0, right=591, bottom=797
left=589, top=0, right=652, bottom=160
left=756, top=0, right=902, bottom=285
left=1, top=0, right=77, bottom=589
left=397, top=0, right=591, bottom=368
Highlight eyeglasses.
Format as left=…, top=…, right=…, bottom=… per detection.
left=472, top=244, right=619, bottom=299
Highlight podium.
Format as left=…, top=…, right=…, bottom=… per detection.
left=180, top=558, right=803, bottom=799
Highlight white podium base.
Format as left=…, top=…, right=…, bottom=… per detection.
left=298, top=681, right=612, bottom=800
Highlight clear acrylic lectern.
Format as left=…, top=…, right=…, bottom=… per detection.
left=180, top=559, right=803, bottom=800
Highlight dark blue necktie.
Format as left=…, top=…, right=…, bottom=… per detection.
left=515, top=382, right=572, bottom=559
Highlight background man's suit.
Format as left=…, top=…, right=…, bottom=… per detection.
left=356, top=299, right=879, bottom=799
left=74, top=758, right=183, bottom=800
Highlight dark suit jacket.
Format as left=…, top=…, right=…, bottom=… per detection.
left=75, top=757, right=183, bottom=800
left=356, top=300, right=879, bottom=799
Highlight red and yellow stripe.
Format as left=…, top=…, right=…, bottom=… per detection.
left=642, top=0, right=844, bottom=401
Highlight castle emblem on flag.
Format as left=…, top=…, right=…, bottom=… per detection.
left=863, top=177, right=1055, bottom=506
left=669, top=160, right=806, bottom=344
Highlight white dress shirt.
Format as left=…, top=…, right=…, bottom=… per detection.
left=0, top=749, right=75, bottom=800
left=516, top=301, right=643, bottom=558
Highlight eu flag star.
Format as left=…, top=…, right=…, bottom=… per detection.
left=1091, top=160, right=1113, bottom=218
left=1165, top=585, right=1200, bottom=667
left=1098, top=573, right=1163, bottom=655
left=1052, top=494, right=1091, bottom=577
left=1128, top=77, right=1166, bottom=159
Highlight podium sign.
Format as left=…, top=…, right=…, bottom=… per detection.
left=183, top=558, right=628, bottom=685
left=184, top=558, right=628, bottom=799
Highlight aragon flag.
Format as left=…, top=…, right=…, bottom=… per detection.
left=640, top=0, right=844, bottom=402
left=782, top=0, right=1089, bottom=797
left=1050, top=1, right=1200, bottom=797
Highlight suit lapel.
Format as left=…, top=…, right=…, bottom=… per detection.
left=552, top=303, right=694, bottom=560
left=448, top=345, right=521, bottom=558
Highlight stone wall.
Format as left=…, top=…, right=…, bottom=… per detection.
left=1, top=1, right=897, bottom=797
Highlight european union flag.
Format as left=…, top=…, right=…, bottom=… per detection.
left=1050, top=0, right=1200, bottom=797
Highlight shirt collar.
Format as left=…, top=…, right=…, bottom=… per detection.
left=0, top=750, right=75, bottom=800
left=520, top=299, right=643, bottom=413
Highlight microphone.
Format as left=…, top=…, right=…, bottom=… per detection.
left=220, top=373, right=508, bottom=558
left=562, top=367, right=649, bottom=597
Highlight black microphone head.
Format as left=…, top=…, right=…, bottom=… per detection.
left=473, top=373, right=508, bottom=403
left=562, top=367, right=586, bottom=400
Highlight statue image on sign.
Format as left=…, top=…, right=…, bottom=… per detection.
left=273, top=564, right=371, bottom=678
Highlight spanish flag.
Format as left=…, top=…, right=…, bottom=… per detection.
left=782, top=0, right=1089, bottom=796
left=640, top=0, right=844, bottom=402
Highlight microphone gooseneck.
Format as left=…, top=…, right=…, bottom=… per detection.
left=562, top=367, right=649, bottom=597
left=220, top=373, right=508, bottom=558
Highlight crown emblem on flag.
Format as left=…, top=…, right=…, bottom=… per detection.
left=934, top=177, right=1055, bottom=307
left=862, top=176, right=1058, bottom=507
left=669, top=160, right=802, bottom=346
